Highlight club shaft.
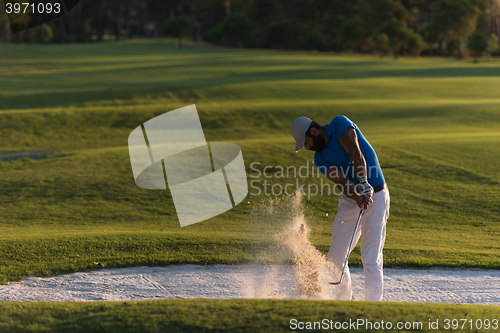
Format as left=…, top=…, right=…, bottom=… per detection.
left=330, top=206, right=364, bottom=285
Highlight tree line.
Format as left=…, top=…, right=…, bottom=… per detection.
left=1, top=0, right=499, bottom=57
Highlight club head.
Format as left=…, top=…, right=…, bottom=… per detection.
left=329, top=273, right=344, bottom=285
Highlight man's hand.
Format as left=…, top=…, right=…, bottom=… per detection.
left=357, top=177, right=373, bottom=197
left=325, top=166, right=373, bottom=209
left=354, top=194, right=372, bottom=209
left=356, top=177, right=373, bottom=208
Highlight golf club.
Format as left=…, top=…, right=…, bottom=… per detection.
left=329, top=205, right=365, bottom=285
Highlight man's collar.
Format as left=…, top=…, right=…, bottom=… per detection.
left=324, top=124, right=332, bottom=137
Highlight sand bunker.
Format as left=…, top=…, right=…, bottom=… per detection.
left=1, top=265, right=499, bottom=304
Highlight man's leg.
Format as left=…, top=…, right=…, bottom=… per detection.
left=328, top=195, right=362, bottom=300
left=360, top=188, right=390, bottom=301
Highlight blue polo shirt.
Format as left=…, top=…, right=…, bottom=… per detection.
left=314, top=116, right=385, bottom=187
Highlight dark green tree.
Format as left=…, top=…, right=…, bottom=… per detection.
left=407, top=33, right=426, bottom=55
left=27, top=24, right=54, bottom=43
left=419, top=22, right=436, bottom=54
left=222, top=13, right=260, bottom=47
left=164, top=16, right=192, bottom=48
left=446, top=38, right=461, bottom=55
left=487, top=33, right=499, bottom=55
left=430, top=0, right=480, bottom=57
left=204, top=13, right=259, bottom=48
left=376, top=19, right=414, bottom=54
left=358, top=0, right=408, bottom=29
left=375, top=32, right=389, bottom=56
left=472, top=0, right=494, bottom=33
left=468, top=31, right=489, bottom=60
left=267, top=20, right=304, bottom=50
left=389, top=37, right=402, bottom=57
left=338, top=16, right=368, bottom=52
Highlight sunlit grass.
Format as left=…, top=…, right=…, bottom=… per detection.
left=0, top=299, right=499, bottom=333
left=0, top=40, right=499, bottom=284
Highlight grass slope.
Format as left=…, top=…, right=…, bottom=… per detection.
left=0, top=40, right=499, bottom=284
left=0, top=299, right=499, bottom=332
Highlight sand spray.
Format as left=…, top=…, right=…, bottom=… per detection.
left=245, top=192, right=335, bottom=299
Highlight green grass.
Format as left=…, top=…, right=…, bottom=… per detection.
left=0, top=299, right=499, bottom=332
left=0, top=40, right=499, bottom=285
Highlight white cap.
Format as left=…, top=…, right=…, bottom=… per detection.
left=291, top=117, right=313, bottom=152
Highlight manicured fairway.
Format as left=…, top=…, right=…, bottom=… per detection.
left=0, top=299, right=499, bottom=332
left=0, top=40, right=499, bottom=285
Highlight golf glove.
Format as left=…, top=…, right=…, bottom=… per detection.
left=357, top=177, right=373, bottom=197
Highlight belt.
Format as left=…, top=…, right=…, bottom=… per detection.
left=373, top=183, right=387, bottom=193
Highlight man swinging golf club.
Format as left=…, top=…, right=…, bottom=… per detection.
left=291, top=115, right=390, bottom=301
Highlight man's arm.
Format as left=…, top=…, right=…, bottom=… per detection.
left=325, top=166, right=371, bottom=209
left=338, top=128, right=373, bottom=203
left=339, top=128, right=366, bottom=181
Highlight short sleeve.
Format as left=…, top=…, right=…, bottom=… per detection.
left=332, top=115, right=355, bottom=141
left=314, top=152, right=331, bottom=177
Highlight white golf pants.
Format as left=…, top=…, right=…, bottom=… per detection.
left=328, top=188, right=390, bottom=301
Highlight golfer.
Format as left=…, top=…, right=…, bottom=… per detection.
left=291, top=115, right=390, bottom=301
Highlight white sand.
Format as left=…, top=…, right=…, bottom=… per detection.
left=1, top=265, right=499, bottom=305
